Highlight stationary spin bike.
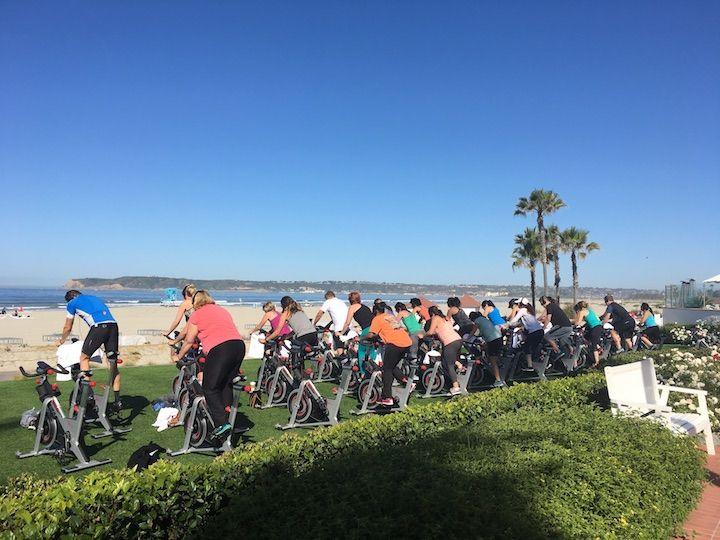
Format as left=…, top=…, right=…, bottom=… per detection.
left=277, top=349, right=358, bottom=430
left=169, top=354, right=246, bottom=456
left=16, top=361, right=111, bottom=473
left=252, top=337, right=295, bottom=409
left=68, top=354, right=132, bottom=439
left=352, top=338, right=418, bottom=415
left=417, top=337, right=475, bottom=398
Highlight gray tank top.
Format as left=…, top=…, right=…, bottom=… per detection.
left=288, top=311, right=315, bottom=337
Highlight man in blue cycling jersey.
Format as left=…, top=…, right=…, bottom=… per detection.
left=55, top=290, right=123, bottom=406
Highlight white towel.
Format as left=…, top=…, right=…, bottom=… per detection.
left=152, top=407, right=180, bottom=432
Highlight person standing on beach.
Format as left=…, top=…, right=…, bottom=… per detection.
left=55, top=290, right=124, bottom=408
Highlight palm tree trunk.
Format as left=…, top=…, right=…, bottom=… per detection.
left=538, top=214, right=548, bottom=296
left=530, top=265, right=537, bottom=310
left=571, top=250, right=579, bottom=305
left=553, top=254, right=561, bottom=303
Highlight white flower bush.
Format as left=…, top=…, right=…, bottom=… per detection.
left=666, top=318, right=720, bottom=347
left=645, top=346, right=720, bottom=429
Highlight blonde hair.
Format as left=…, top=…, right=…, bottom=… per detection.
left=262, top=301, right=276, bottom=312
left=192, top=290, right=215, bottom=309
left=182, top=284, right=197, bottom=299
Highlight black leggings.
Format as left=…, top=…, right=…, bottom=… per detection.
left=203, top=339, right=245, bottom=426
left=381, top=344, right=409, bottom=398
left=291, top=332, right=318, bottom=380
left=523, top=329, right=545, bottom=363
left=585, top=325, right=602, bottom=351
left=442, top=339, right=462, bottom=384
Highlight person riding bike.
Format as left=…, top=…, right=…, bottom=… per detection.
left=602, top=294, right=636, bottom=352
left=446, top=297, right=476, bottom=337
left=638, top=302, right=662, bottom=348
left=425, top=305, right=463, bottom=396
left=573, top=301, right=602, bottom=368
left=539, top=295, right=573, bottom=354
left=409, top=297, right=431, bottom=327
left=340, top=292, right=375, bottom=373
left=365, top=302, right=412, bottom=406
left=395, top=302, right=424, bottom=361
left=171, top=290, right=246, bottom=439
left=165, top=284, right=197, bottom=343
left=249, top=301, right=292, bottom=337
left=313, top=291, right=349, bottom=355
left=481, top=300, right=506, bottom=328
left=468, top=311, right=506, bottom=387
left=55, top=290, right=124, bottom=409
left=507, top=298, right=545, bottom=372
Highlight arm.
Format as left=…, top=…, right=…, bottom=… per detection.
left=264, top=311, right=289, bottom=342
left=639, top=312, right=649, bottom=325
left=425, top=317, right=439, bottom=336
left=166, top=300, right=190, bottom=335
left=313, top=309, right=325, bottom=326
left=55, top=317, right=74, bottom=346
left=573, top=310, right=587, bottom=327
left=249, top=312, right=272, bottom=335
left=601, top=307, right=612, bottom=324
left=173, top=323, right=199, bottom=360
left=340, top=305, right=358, bottom=334
left=507, top=308, right=525, bottom=327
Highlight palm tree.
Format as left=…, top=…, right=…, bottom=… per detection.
left=512, top=228, right=541, bottom=308
left=560, top=227, right=600, bottom=305
left=514, top=190, right=566, bottom=297
left=546, top=224, right=562, bottom=302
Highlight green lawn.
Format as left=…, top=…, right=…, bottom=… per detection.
left=1, top=358, right=436, bottom=483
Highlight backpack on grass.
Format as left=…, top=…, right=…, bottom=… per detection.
left=126, top=442, right=166, bottom=471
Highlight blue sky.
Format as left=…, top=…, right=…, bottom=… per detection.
left=1, top=1, right=718, bottom=289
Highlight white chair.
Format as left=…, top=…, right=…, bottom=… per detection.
left=604, top=359, right=715, bottom=455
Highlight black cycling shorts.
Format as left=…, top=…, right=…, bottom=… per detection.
left=643, top=326, right=661, bottom=344
left=82, top=323, right=119, bottom=358
left=486, top=337, right=503, bottom=357
left=615, top=319, right=635, bottom=340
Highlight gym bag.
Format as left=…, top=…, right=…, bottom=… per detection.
left=126, top=442, right=166, bottom=471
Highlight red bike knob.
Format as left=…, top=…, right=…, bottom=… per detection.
left=224, top=406, right=231, bottom=413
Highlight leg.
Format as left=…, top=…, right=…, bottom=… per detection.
left=203, top=341, right=243, bottom=426
left=442, top=341, right=460, bottom=386
left=381, top=345, right=402, bottom=399
left=489, top=355, right=501, bottom=381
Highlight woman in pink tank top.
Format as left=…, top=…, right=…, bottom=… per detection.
left=249, top=301, right=291, bottom=336
left=425, top=305, right=463, bottom=395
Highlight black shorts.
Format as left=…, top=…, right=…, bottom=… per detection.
left=486, top=337, right=502, bottom=357
left=82, top=323, right=119, bottom=358
left=643, top=326, right=661, bottom=344
left=614, top=319, right=635, bottom=340
left=585, top=325, right=602, bottom=350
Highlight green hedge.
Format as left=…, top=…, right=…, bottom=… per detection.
left=0, top=373, right=705, bottom=539
left=207, top=406, right=705, bottom=539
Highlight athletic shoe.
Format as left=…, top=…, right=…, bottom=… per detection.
left=493, top=380, right=507, bottom=388
left=449, top=387, right=461, bottom=396
left=210, top=423, right=232, bottom=439
left=379, top=398, right=394, bottom=406
left=408, top=383, right=417, bottom=393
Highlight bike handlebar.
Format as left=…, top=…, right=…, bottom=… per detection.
left=19, top=362, right=69, bottom=378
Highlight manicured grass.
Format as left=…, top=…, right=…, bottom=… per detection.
left=0, top=358, right=433, bottom=483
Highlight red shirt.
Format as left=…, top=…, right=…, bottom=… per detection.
left=188, top=304, right=242, bottom=353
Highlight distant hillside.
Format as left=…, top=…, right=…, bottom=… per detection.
left=65, top=276, right=663, bottom=299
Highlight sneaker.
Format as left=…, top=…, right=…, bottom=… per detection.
left=449, top=386, right=461, bottom=396
left=210, top=423, right=231, bottom=439
left=408, top=383, right=417, bottom=393
left=493, top=380, right=507, bottom=388
left=379, top=398, right=394, bottom=406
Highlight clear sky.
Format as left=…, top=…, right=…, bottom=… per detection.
left=1, top=1, right=718, bottom=289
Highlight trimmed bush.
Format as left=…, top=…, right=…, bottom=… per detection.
left=207, top=407, right=705, bottom=539
left=0, top=373, right=705, bottom=538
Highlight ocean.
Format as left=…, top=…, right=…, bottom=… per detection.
left=0, top=287, right=488, bottom=310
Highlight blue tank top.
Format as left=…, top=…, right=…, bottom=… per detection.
left=645, top=314, right=657, bottom=327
